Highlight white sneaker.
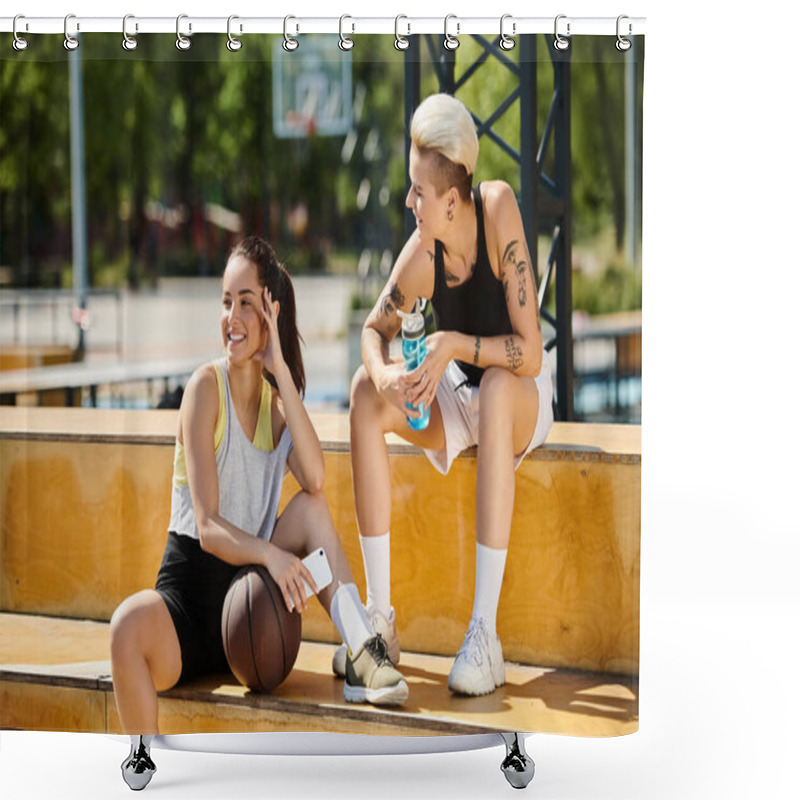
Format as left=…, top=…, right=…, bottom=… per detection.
left=332, top=606, right=400, bottom=678
left=448, top=617, right=506, bottom=696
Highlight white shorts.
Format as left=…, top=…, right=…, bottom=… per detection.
left=421, top=350, right=554, bottom=475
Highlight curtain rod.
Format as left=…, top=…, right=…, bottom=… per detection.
left=1, top=15, right=646, bottom=38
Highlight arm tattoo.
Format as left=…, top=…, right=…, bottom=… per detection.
left=379, top=281, right=406, bottom=317
left=502, top=238, right=541, bottom=330
left=499, top=257, right=510, bottom=304
left=501, top=263, right=510, bottom=304
left=505, top=337, right=524, bottom=372
left=473, top=336, right=481, bottom=366
left=501, top=240, right=517, bottom=265
left=502, top=239, right=528, bottom=308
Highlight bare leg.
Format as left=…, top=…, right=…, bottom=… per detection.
left=348, top=364, right=446, bottom=539
left=271, top=489, right=356, bottom=614
left=273, top=489, right=408, bottom=705
left=110, top=589, right=182, bottom=735
left=476, top=367, right=540, bottom=550
left=449, top=368, right=540, bottom=696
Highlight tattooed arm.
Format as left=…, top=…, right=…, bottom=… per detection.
left=442, top=182, right=544, bottom=378
left=361, top=232, right=435, bottom=397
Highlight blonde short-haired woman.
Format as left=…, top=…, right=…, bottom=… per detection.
left=340, top=94, right=554, bottom=697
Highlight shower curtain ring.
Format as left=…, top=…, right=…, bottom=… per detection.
left=394, top=15, right=410, bottom=51
left=443, top=14, right=460, bottom=51
left=339, top=15, right=354, bottom=51
left=227, top=15, right=243, bottom=51
left=616, top=15, right=632, bottom=51
left=64, top=14, right=79, bottom=50
left=122, top=14, right=138, bottom=51
left=554, top=14, right=570, bottom=51
left=176, top=14, right=191, bottom=50
left=283, top=15, right=299, bottom=51
left=12, top=15, right=29, bottom=51
left=499, top=14, right=515, bottom=51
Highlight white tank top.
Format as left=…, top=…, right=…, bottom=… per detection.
left=168, top=358, right=293, bottom=541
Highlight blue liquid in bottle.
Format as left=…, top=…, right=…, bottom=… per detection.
left=401, top=301, right=430, bottom=430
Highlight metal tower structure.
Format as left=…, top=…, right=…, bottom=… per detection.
left=404, top=34, right=574, bottom=420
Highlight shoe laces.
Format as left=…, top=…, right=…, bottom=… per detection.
left=457, top=618, right=491, bottom=666
left=364, top=633, right=391, bottom=665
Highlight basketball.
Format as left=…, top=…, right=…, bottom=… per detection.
left=221, top=565, right=302, bottom=692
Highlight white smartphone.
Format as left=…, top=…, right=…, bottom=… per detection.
left=301, top=547, right=333, bottom=599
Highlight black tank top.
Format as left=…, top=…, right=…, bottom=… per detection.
left=431, top=184, right=513, bottom=386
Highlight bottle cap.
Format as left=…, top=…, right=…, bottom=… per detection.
left=399, top=298, right=426, bottom=336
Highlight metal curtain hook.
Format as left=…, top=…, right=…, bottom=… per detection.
left=444, top=14, right=460, bottom=51
left=12, top=14, right=29, bottom=51
left=227, top=15, right=242, bottom=51
left=176, top=14, right=191, bottom=50
left=122, top=14, right=138, bottom=51
left=283, top=15, right=298, bottom=51
left=64, top=14, right=79, bottom=50
left=554, top=14, right=570, bottom=51
left=339, top=15, right=354, bottom=51
left=394, top=14, right=410, bottom=51
left=616, top=15, right=632, bottom=51
left=499, top=14, right=515, bottom=51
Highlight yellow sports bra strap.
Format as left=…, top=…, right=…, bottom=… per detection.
left=213, top=362, right=225, bottom=452
left=253, top=379, right=274, bottom=452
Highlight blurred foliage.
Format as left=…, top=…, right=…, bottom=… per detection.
left=571, top=261, right=642, bottom=316
left=1, top=33, right=642, bottom=314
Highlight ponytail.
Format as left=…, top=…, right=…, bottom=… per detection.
left=228, top=236, right=306, bottom=397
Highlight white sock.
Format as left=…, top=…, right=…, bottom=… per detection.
left=330, top=582, right=372, bottom=654
left=359, top=532, right=391, bottom=617
left=471, top=543, right=508, bottom=636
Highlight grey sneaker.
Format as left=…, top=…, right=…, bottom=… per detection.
left=448, top=617, right=506, bottom=696
left=332, top=606, right=400, bottom=678
left=121, top=736, right=156, bottom=791
left=343, top=634, right=409, bottom=706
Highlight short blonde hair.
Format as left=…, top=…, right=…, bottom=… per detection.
left=410, top=94, right=479, bottom=201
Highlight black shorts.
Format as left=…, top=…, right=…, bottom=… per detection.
left=155, top=531, right=239, bottom=683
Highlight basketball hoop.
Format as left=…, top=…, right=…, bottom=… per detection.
left=272, top=38, right=352, bottom=140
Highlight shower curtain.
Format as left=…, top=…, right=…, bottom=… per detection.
left=0, top=14, right=643, bottom=761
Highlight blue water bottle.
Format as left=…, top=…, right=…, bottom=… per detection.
left=401, top=299, right=430, bottom=430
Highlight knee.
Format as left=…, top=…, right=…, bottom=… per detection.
left=479, top=368, right=516, bottom=430
left=293, top=488, right=332, bottom=524
left=110, top=593, right=157, bottom=665
left=349, top=365, right=379, bottom=419
left=290, top=490, right=339, bottom=547
left=110, top=601, right=140, bottom=665
left=479, top=367, right=514, bottom=406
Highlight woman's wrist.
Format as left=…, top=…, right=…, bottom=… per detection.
left=443, top=330, right=461, bottom=362
left=261, top=540, right=275, bottom=570
left=444, top=331, right=471, bottom=365
left=270, top=360, right=293, bottom=389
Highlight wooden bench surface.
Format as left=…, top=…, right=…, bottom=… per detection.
left=1, top=406, right=641, bottom=674
left=0, top=612, right=638, bottom=738
left=0, top=406, right=640, bottom=462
